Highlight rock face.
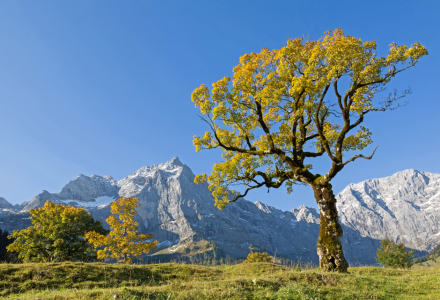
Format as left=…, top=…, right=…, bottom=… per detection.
left=0, top=197, right=25, bottom=211
left=0, top=159, right=437, bottom=265
left=0, top=197, right=13, bottom=209
left=0, top=157, right=321, bottom=263
left=337, top=169, right=440, bottom=253
left=22, top=175, right=119, bottom=211
left=0, top=197, right=32, bottom=233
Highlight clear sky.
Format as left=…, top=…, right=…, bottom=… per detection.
left=0, top=0, right=439, bottom=211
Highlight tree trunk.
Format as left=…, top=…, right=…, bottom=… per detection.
left=312, top=184, right=349, bottom=272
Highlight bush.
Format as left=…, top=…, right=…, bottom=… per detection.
left=7, top=201, right=109, bottom=262
left=244, top=251, right=272, bottom=263
left=376, top=238, right=416, bottom=269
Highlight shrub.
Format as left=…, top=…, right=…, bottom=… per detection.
left=244, top=251, right=272, bottom=263
left=376, top=238, right=416, bottom=269
left=7, top=201, right=108, bottom=262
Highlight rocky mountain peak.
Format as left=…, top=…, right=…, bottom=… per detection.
left=0, top=197, right=13, bottom=209
left=169, top=156, right=183, bottom=166
left=115, top=157, right=186, bottom=198
left=337, top=169, right=440, bottom=252
left=254, top=201, right=276, bottom=213
left=123, top=157, right=183, bottom=179
left=291, top=205, right=320, bottom=224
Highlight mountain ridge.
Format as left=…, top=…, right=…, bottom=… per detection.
left=337, top=168, right=440, bottom=252
left=1, top=159, right=437, bottom=265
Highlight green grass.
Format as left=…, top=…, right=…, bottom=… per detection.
left=413, top=256, right=440, bottom=270
left=0, top=262, right=439, bottom=299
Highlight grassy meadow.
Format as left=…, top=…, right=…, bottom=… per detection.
left=413, top=256, right=440, bottom=270
left=0, top=262, right=439, bottom=299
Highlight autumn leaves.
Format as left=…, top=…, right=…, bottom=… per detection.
left=191, top=29, right=427, bottom=271
left=85, top=197, right=158, bottom=264
left=7, top=197, right=157, bottom=264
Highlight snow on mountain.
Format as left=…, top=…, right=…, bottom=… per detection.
left=0, top=157, right=325, bottom=263
left=1, top=160, right=438, bottom=265
left=291, top=205, right=320, bottom=224
left=337, top=169, right=440, bottom=252
left=116, top=157, right=182, bottom=197
left=0, top=197, right=13, bottom=209
left=53, top=196, right=116, bottom=209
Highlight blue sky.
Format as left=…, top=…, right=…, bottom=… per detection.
left=0, top=0, right=438, bottom=211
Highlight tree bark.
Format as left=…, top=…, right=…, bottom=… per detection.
left=312, top=184, right=349, bottom=272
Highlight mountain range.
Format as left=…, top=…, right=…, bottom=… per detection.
left=1, top=157, right=439, bottom=265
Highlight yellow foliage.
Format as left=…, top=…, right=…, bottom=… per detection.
left=191, top=28, right=427, bottom=209
left=244, top=251, right=272, bottom=263
left=85, top=197, right=158, bottom=264
left=7, top=201, right=108, bottom=262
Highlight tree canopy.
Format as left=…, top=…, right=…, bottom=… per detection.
left=376, top=238, right=416, bottom=269
left=7, top=201, right=108, bottom=262
left=85, top=197, right=158, bottom=264
left=192, top=29, right=427, bottom=272
left=192, top=28, right=427, bottom=208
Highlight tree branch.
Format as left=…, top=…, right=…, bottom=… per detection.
left=303, top=150, right=325, bottom=157
left=314, top=84, right=336, bottom=162
left=229, top=171, right=290, bottom=202
left=341, top=145, right=379, bottom=166
left=334, top=76, right=344, bottom=111
left=255, top=100, right=275, bottom=149
left=198, top=114, right=267, bottom=155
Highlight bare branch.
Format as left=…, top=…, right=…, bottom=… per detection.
left=346, top=88, right=411, bottom=131
left=229, top=172, right=290, bottom=202
left=373, top=88, right=411, bottom=112
left=228, top=182, right=266, bottom=202
left=341, top=145, right=379, bottom=166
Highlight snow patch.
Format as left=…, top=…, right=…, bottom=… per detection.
left=55, top=196, right=115, bottom=209
left=168, top=244, right=184, bottom=253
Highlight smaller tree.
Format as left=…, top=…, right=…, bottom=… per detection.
left=7, top=201, right=108, bottom=262
left=244, top=251, right=272, bottom=263
left=85, top=197, right=158, bottom=264
left=376, top=238, right=416, bottom=269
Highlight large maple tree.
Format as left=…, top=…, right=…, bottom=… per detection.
left=191, top=29, right=427, bottom=272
